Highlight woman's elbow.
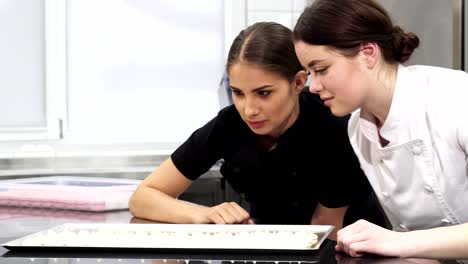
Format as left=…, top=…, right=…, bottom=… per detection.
left=128, top=189, right=144, bottom=217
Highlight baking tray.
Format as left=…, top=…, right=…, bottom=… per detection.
left=1, top=250, right=330, bottom=263
left=1, top=250, right=329, bottom=263
left=0, top=176, right=141, bottom=211
left=2, top=223, right=334, bottom=253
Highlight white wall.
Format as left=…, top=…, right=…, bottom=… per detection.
left=65, top=0, right=224, bottom=144
left=246, top=0, right=310, bottom=29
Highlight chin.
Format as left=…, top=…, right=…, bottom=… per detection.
left=252, top=130, right=270, bottom=136
left=330, top=107, right=351, bottom=117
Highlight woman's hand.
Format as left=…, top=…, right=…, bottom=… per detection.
left=336, top=219, right=407, bottom=257
left=194, top=202, right=254, bottom=224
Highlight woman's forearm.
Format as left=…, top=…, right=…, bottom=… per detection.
left=402, top=223, right=468, bottom=259
left=129, top=186, right=209, bottom=223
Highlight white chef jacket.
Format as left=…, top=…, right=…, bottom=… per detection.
left=348, top=65, right=468, bottom=231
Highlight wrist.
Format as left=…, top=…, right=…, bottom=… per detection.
left=189, top=206, right=210, bottom=224
left=397, top=230, right=422, bottom=258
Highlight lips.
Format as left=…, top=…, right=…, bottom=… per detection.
left=320, top=96, right=333, bottom=101
left=247, top=120, right=266, bottom=129
left=320, top=97, right=334, bottom=106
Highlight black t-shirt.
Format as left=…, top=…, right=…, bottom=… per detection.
left=172, top=92, right=375, bottom=225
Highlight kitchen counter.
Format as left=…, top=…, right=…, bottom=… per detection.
left=0, top=206, right=459, bottom=264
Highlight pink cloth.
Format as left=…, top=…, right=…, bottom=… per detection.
left=0, top=206, right=106, bottom=221
left=0, top=184, right=135, bottom=211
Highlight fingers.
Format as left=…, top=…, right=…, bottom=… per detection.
left=341, top=225, right=404, bottom=258
left=230, top=202, right=250, bottom=220
left=336, top=220, right=373, bottom=257
left=207, top=202, right=250, bottom=224
left=338, top=237, right=366, bottom=257
left=209, top=211, right=227, bottom=224
left=346, top=241, right=369, bottom=258
left=335, top=244, right=342, bottom=252
left=337, top=219, right=370, bottom=238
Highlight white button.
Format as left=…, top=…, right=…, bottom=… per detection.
left=399, top=224, right=408, bottom=231
left=424, top=185, right=433, bottom=194
left=442, top=219, right=451, bottom=224
left=382, top=192, right=389, bottom=198
left=412, top=146, right=422, bottom=155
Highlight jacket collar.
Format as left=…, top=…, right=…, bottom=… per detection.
left=358, top=64, right=412, bottom=147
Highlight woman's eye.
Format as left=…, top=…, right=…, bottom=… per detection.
left=258, top=90, right=271, bottom=97
left=232, top=90, right=243, bottom=96
left=314, top=67, right=328, bottom=74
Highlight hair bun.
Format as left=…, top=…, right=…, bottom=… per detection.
left=391, top=26, right=420, bottom=63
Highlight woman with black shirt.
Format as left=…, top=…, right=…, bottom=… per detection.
left=129, top=22, right=384, bottom=238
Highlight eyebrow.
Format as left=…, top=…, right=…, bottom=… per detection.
left=230, top=85, right=273, bottom=92
left=307, top=60, right=324, bottom=68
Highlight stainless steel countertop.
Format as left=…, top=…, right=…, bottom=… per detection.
left=0, top=206, right=134, bottom=245
left=0, top=155, right=222, bottom=179
left=0, top=155, right=166, bottom=177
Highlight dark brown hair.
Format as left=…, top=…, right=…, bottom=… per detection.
left=293, top=0, right=420, bottom=64
left=227, top=22, right=304, bottom=83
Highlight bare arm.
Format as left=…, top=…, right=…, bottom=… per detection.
left=310, top=203, right=347, bottom=240
left=336, top=219, right=468, bottom=259
left=129, top=158, right=251, bottom=224
left=402, top=223, right=468, bottom=259
left=129, top=158, right=205, bottom=223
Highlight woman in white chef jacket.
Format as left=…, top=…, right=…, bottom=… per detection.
left=293, top=0, right=468, bottom=260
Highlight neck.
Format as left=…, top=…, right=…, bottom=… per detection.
left=362, top=63, right=399, bottom=127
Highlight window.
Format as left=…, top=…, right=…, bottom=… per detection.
left=0, top=0, right=50, bottom=141
left=66, top=0, right=225, bottom=143
left=0, top=0, right=247, bottom=153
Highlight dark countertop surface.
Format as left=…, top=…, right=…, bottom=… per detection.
left=0, top=206, right=461, bottom=264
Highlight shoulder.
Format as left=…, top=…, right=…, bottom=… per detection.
left=299, top=92, right=348, bottom=125
left=403, top=66, right=468, bottom=150
left=406, top=65, right=466, bottom=78
left=216, top=104, right=240, bottom=122
left=210, top=105, right=245, bottom=132
left=170, top=105, right=245, bottom=179
left=209, top=105, right=252, bottom=149
left=407, top=65, right=468, bottom=110
left=176, top=104, right=244, bottom=149
left=214, top=105, right=250, bottom=137
left=299, top=92, right=329, bottom=113
left=400, top=65, right=468, bottom=116
left=406, top=65, right=468, bottom=93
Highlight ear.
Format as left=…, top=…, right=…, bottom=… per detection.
left=293, top=70, right=308, bottom=93
left=360, top=42, right=379, bottom=68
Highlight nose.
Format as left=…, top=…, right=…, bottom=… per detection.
left=244, top=97, right=260, bottom=117
left=308, top=76, right=323, bottom=94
